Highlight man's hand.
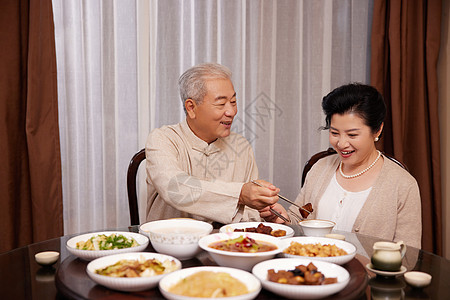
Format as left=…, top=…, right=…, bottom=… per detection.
left=259, top=203, right=289, bottom=224
left=238, top=179, right=280, bottom=210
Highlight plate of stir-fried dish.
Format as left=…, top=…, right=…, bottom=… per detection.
left=87, top=252, right=181, bottom=292
left=66, top=231, right=149, bottom=260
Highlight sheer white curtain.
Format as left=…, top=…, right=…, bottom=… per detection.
left=53, top=0, right=373, bottom=235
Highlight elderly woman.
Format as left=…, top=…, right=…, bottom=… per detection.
left=262, top=83, right=422, bottom=248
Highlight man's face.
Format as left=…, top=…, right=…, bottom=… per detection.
left=187, top=78, right=237, bottom=143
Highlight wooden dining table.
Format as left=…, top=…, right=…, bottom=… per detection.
left=1, top=224, right=449, bottom=299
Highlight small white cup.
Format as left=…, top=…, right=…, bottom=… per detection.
left=35, top=251, right=60, bottom=266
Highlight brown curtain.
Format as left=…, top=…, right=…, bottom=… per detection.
left=370, top=0, right=442, bottom=254
left=0, top=0, right=63, bottom=253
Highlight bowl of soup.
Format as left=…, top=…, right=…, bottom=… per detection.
left=198, top=232, right=281, bottom=271
left=140, top=218, right=213, bottom=260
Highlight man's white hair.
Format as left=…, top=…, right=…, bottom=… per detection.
left=178, top=63, right=232, bottom=114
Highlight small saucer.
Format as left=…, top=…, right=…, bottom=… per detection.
left=366, top=263, right=407, bottom=277
left=404, top=271, right=432, bottom=288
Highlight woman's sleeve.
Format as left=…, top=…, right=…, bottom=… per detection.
left=394, top=177, right=422, bottom=248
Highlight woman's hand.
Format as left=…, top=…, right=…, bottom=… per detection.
left=259, top=203, right=289, bottom=224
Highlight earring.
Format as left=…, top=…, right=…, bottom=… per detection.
left=375, top=137, right=379, bottom=142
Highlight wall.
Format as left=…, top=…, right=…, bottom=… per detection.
left=438, top=0, right=450, bottom=260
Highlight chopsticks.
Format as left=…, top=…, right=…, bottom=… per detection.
left=268, top=208, right=290, bottom=223
left=250, top=180, right=312, bottom=215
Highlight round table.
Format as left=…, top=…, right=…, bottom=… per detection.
left=0, top=225, right=448, bottom=299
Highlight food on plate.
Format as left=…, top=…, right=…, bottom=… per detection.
left=300, top=203, right=313, bottom=218
left=283, top=242, right=348, bottom=257
left=268, top=262, right=337, bottom=285
left=76, top=233, right=139, bottom=250
left=168, top=271, right=248, bottom=297
left=209, top=235, right=277, bottom=253
left=233, top=223, right=286, bottom=237
left=95, top=256, right=177, bottom=277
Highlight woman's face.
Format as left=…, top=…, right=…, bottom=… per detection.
left=329, top=112, right=381, bottom=167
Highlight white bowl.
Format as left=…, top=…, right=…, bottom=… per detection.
left=279, top=236, right=356, bottom=265
left=86, top=252, right=181, bottom=292
left=404, top=271, right=432, bottom=288
left=252, top=258, right=350, bottom=299
left=219, top=222, right=295, bottom=239
left=299, top=219, right=335, bottom=237
left=140, top=219, right=213, bottom=260
left=35, top=251, right=60, bottom=266
left=66, top=231, right=149, bottom=261
left=159, top=266, right=261, bottom=300
left=198, top=232, right=281, bottom=271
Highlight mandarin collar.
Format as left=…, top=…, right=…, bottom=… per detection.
left=181, top=120, right=222, bottom=156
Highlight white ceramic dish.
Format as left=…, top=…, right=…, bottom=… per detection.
left=66, top=231, right=149, bottom=261
left=35, top=251, right=60, bottom=266
left=198, top=232, right=281, bottom=271
left=140, top=219, right=213, bottom=260
left=299, top=219, right=335, bottom=237
left=159, top=266, right=261, bottom=300
left=366, top=263, right=407, bottom=277
left=219, top=222, right=294, bottom=239
left=252, top=258, right=350, bottom=299
left=279, top=236, right=356, bottom=265
left=404, top=271, right=432, bottom=288
left=86, top=252, right=181, bottom=292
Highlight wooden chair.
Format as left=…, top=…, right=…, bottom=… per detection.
left=127, top=148, right=145, bottom=225
left=301, top=148, right=407, bottom=187
left=301, top=148, right=337, bottom=187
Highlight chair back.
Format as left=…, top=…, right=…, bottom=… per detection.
left=127, top=148, right=145, bottom=225
left=301, top=148, right=337, bottom=187
left=301, top=148, right=407, bottom=187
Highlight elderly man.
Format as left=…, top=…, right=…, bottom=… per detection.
left=145, top=63, right=283, bottom=224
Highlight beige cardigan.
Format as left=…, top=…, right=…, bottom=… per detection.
left=289, top=154, right=422, bottom=248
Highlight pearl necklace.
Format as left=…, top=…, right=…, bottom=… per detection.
left=339, top=150, right=381, bottom=179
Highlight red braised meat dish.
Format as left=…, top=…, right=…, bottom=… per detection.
left=268, top=262, right=337, bottom=285
left=233, top=223, right=286, bottom=237
left=300, top=203, right=314, bottom=219
left=209, top=236, right=277, bottom=253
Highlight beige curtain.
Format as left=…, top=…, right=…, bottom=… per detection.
left=370, top=0, right=442, bottom=254
left=53, top=0, right=374, bottom=234
left=0, top=0, right=63, bottom=253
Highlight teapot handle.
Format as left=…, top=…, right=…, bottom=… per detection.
left=396, top=241, right=407, bottom=258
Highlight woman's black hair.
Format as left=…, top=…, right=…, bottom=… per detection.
left=321, top=83, right=386, bottom=133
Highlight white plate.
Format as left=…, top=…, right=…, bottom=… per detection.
left=87, top=252, right=181, bottom=292
left=159, top=266, right=261, bottom=300
left=279, top=236, right=356, bottom=265
left=219, top=222, right=294, bottom=239
left=66, top=231, right=149, bottom=261
left=252, top=258, right=350, bottom=299
left=366, top=264, right=407, bottom=277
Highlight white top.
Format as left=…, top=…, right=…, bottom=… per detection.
left=317, top=174, right=372, bottom=232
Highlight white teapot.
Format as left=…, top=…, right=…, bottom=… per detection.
left=371, top=241, right=406, bottom=272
